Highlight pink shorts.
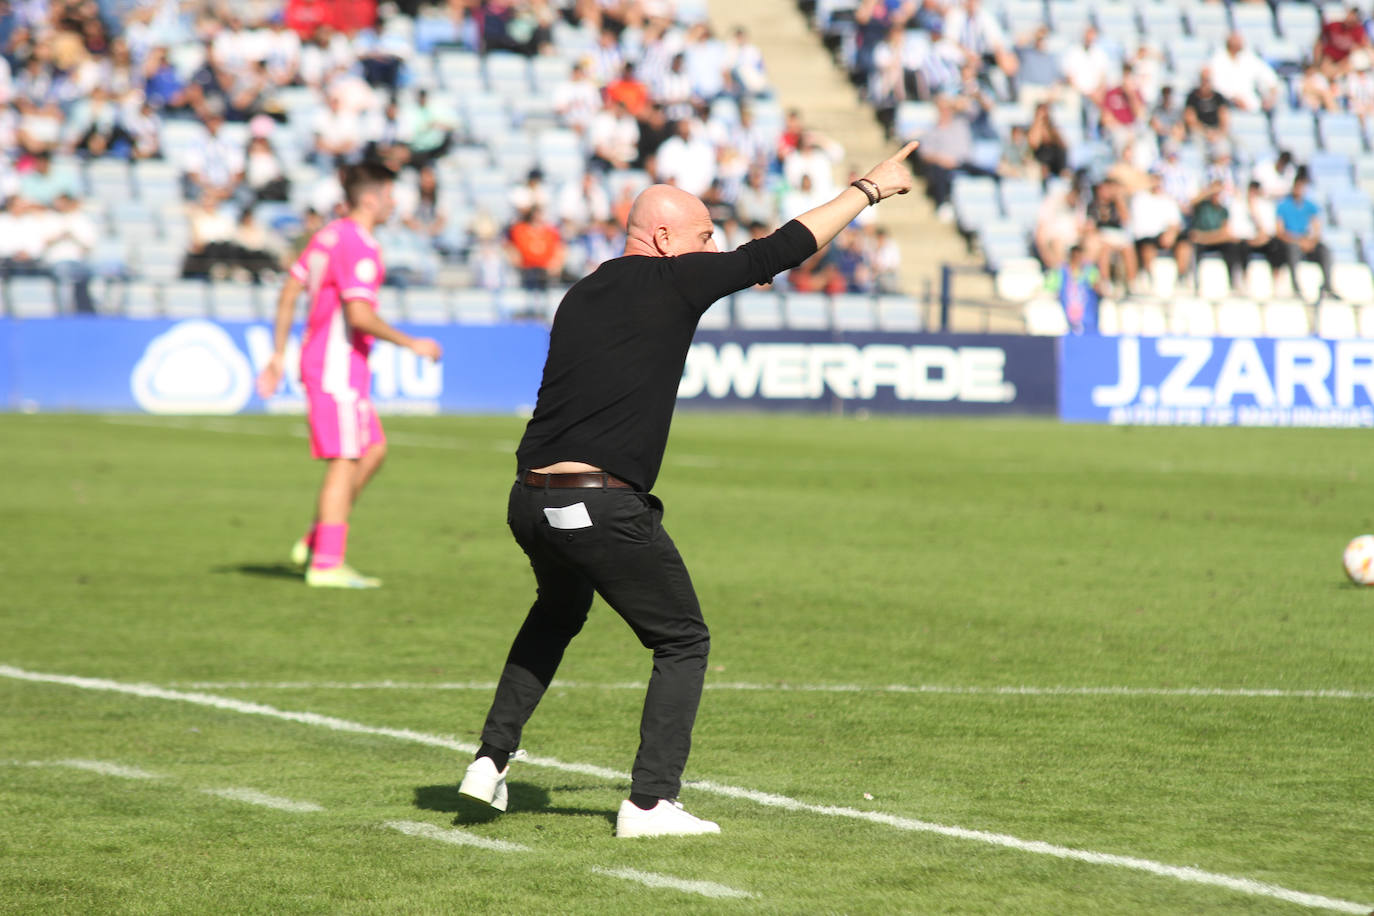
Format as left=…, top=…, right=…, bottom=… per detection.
left=305, top=386, right=385, bottom=460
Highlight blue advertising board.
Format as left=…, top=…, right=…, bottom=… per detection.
left=0, top=317, right=550, bottom=414
left=678, top=331, right=1058, bottom=414
left=0, top=319, right=1060, bottom=417
left=1061, top=335, right=1374, bottom=426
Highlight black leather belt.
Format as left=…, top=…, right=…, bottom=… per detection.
left=521, top=470, right=633, bottom=489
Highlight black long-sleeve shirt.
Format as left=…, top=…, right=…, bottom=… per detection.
left=516, top=219, right=819, bottom=491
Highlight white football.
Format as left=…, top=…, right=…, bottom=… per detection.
left=1343, top=535, right=1374, bottom=585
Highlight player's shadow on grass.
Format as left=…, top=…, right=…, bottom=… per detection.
left=213, top=563, right=302, bottom=581
left=414, top=784, right=617, bottom=829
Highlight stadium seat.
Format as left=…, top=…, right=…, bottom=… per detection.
left=452, top=289, right=502, bottom=324
left=6, top=276, right=58, bottom=317
left=1317, top=301, right=1358, bottom=338
left=1001, top=0, right=1048, bottom=33
left=952, top=176, right=1001, bottom=232
left=1264, top=300, right=1311, bottom=337
left=137, top=243, right=185, bottom=282
left=1232, top=3, right=1278, bottom=44
left=697, top=297, right=731, bottom=330
left=119, top=281, right=161, bottom=318
left=485, top=52, right=531, bottom=97
left=1318, top=114, right=1367, bottom=158
left=1170, top=297, right=1216, bottom=336
left=893, top=102, right=936, bottom=141
left=1047, top=0, right=1090, bottom=34
left=1357, top=305, right=1374, bottom=338
left=1276, top=2, right=1321, bottom=48
left=1092, top=2, right=1134, bottom=34
left=405, top=287, right=452, bottom=324
left=1244, top=260, right=1276, bottom=301
left=875, top=295, right=923, bottom=332
left=1332, top=263, right=1374, bottom=301
left=1023, top=297, right=1068, bottom=336
left=994, top=258, right=1044, bottom=302
left=831, top=294, right=877, bottom=331
left=163, top=280, right=210, bottom=318
left=999, top=179, right=1043, bottom=227
left=1325, top=227, right=1360, bottom=264
left=1185, top=3, right=1230, bottom=44
left=1149, top=258, right=1180, bottom=299
left=1195, top=258, right=1233, bottom=300
left=438, top=51, right=483, bottom=91
left=1139, top=4, right=1187, bottom=42
left=210, top=282, right=259, bottom=321
left=979, top=220, right=1030, bottom=271
left=1215, top=298, right=1265, bottom=337
left=734, top=291, right=784, bottom=330
left=784, top=293, right=830, bottom=330
left=1095, top=298, right=1119, bottom=335
left=85, top=160, right=132, bottom=201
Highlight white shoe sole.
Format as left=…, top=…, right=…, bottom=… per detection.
left=458, top=761, right=508, bottom=812
left=615, top=801, right=720, bottom=838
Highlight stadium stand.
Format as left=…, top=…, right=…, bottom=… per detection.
left=0, top=0, right=919, bottom=332
left=804, top=0, right=1374, bottom=337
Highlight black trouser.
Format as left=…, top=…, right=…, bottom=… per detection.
left=480, top=479, right=710, bottom=800
left=1284, top=240, right=1334, bottom=294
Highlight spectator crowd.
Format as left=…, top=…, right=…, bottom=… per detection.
left=0, top=0, right=904, bottom=315
left=825, top=0, right=1374, bottom=323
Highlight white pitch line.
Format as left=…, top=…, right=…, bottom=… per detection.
left=23, top=759, right=164, bottom=780
left=590, top=866, right=753, bottom=900
left=2, top=664, right=1368, bottom=915
left=170, top=679, right=1374, bottom=700
left=201, top=788, right=324, bottom=813
left=384, top=820, right=530, bottom=853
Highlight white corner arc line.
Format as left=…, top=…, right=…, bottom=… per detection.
left=201, top=788, right=324, bottom=812
left=590, top=866, right=753, bottom=900
left=384, top=820, right=530, bottom=852
left=2, top=664, right=1368, bottom=915
left=35, top=759, right=163, bottom=780
left=169, top=680, right=1374, bottom=701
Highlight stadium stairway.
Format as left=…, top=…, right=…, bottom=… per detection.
left=707, top=0, right=1005, bottom=331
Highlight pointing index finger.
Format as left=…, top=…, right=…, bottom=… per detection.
left=892, top=140, right=920, bottom=161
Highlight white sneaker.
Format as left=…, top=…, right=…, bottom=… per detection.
left=615, top=799, right=720, bottom=838
left=458, top=751, right=523, bottom=811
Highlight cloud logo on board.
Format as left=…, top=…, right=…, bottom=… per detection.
left=131, top=320, right=253, bottom=414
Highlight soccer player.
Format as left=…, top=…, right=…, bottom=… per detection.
left=458, top=143, right=919, bottom=836
left=255, top=161, right=442, bottom=588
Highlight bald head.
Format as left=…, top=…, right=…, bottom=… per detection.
left=624, top=184, right=718, bottom=258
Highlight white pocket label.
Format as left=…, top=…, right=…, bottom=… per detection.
left=544, top=502, right=593, bottom=530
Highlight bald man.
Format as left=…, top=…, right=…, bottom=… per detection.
left=459, top=143, right=919, bottom=837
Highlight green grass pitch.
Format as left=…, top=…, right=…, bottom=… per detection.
left=1, top=412, right=1371, bottom=914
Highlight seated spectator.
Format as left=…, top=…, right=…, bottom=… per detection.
left=1130, top=170, right=1189, bottom=286
left=654, top=116, right=716, bottom=197
left=1184, top=69, right=1230, bottom=142
left=556, top=171, right=611, bottom=227
left=182, top=194, right=280, bottom=281
left=312, top=92, right=367, bottom=167
left=1088, top=177, right=1138, bottom=294
left=1061, top=26, right=1113, bottom=110
left=1027, top=102, right=1067, bottom=182
left=1208, top=33, right=1279, bottom=113
left=65, top=86, right=128, bottom=158
left=509, top=168, right=553, bottom=219
left=1148, top=86, right=1185, bottom=145
left=183, top=103, right=245, bottom=201
left=734, top=166, right=779, bottom=226
left=400, top=88, right=455, bottom=170
left=780, top=172, right=829, bottom=221
left=16, top=99, right=63, bottom=156
left=141, top=46, right=187, bottom=112
left=1342, top=54, right=1374, bottom=128
left=1185, top=179, right=1246, bottom=289
left=553, top=61, right=601, bottom=134
left=588, top=99, right=640, bottom=172
left=916, top=92, right=982, bottom=219
left=1106, top=138, right=1155, bottom=195
left=39, top=193, right=97, bottom=312
left=1046, top=244, right=1104, bottom=334
left=606, top=62, right=651, bottom=119
left=832, top=228, right=875, bottom=293
left=506, top=207, right=563, bottom=290
left=784, top=131, right=842, bottom=197
left=1099, top=62, right=1147, bottom=147
left=1253, top=150, right=1297, bottom=200
left=122, top=97, right=163, bottom=160
left=943, top=0, right=1019, bottom=82
left=0, top=196, right=49, bottom=274
left=402, top=164, right=447, bottom=251
left=998, top=124, right=1039, bottom=180
left=1226, top=180, right=1286, bottom=295
left=244, top=134, right=290, bottom=203
left=1275, top=172, right=1340, bottom=303
left=1014, top=26, right=1062, bottom=107
left=18, top=152, right=81, bottom=206
left=1035, top=180, right=1086, bottom=271
left=870, top=225, right=902, bottom=293
left=1317, top=6, right=1372, bottom=78
left=1300, top=61, right=1342, bottom=111
left=725, top=26, right=769, bottom=98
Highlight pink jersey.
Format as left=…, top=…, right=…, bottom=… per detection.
left=291, top=218, right=386, bottom=394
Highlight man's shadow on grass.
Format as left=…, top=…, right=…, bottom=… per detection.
left=414, top=784, right=617, bottom=829
left=212, top=563, right=302, bottom=581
